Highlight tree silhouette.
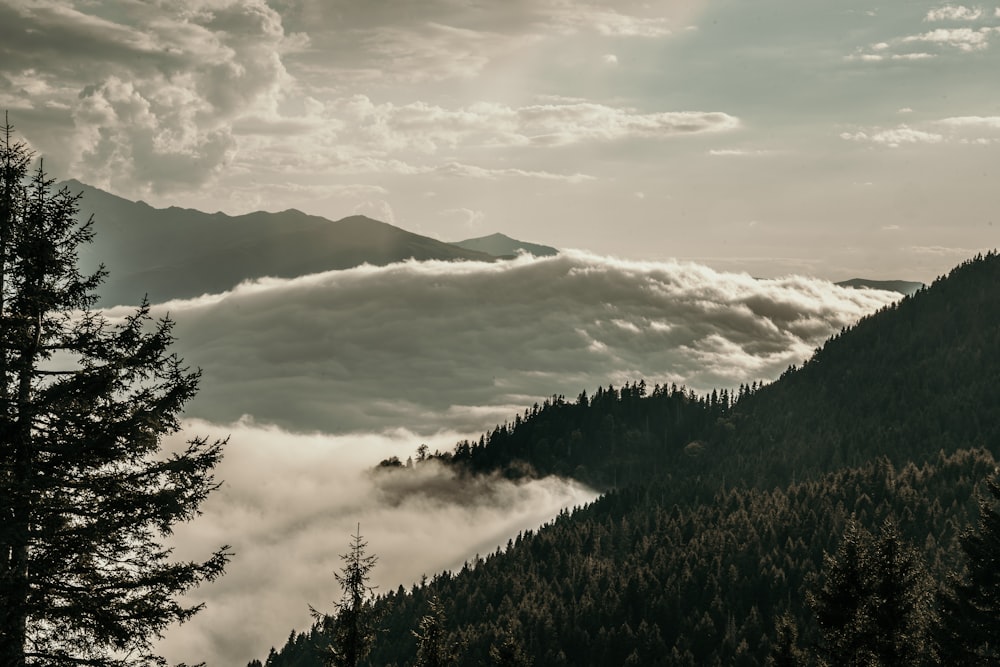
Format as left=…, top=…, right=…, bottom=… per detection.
left=313, top=524, right=380, bottom=667
left=0, top=119, right=230, bottom=666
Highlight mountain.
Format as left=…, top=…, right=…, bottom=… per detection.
left=450, top=232, right=558, bottom=258
left=835, top=277, right=925, bottom=296
left=257, top=252, right=1000, bottom=666
left=62, top=180, right=498, bottom=306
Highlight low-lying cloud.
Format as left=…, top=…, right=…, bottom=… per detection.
left=156, top=419, right=598, bottom=666
left=114, top=252, right=902, bottom=665
left=105, top=251, right=898, bottom=437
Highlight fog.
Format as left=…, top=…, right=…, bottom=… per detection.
left=128, top=252, right=900, bottom=664
left=157, top=419, right=598, bottom=666
left=106, top=251, right=899, bottom=437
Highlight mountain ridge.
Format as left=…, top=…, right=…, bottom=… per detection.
left=62, top=180, right=501, bottom=305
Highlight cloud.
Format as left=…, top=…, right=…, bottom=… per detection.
left=902, top=26, right=997, bottom=50
left=0, top=0, right=304, bottom=194
left=281, top=0, right=693, bottom=83
left=155, top=418, right=598, bottom=666
left=925, top=4, right=985, bottom=21
left=924, top=5, right=984, bottom=21
left=840, top=125, right=945, bottom=147
left=327, top=95, right=739, bottom=152
left=102, top=252, right=898, bottom=437
left=843, top=116, right=1000, bottom=148
left=938, top=115, right=1000, bottom=129
left=603, top=53, right=619, bottom=65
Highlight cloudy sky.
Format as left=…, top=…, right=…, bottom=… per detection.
left=3, top=0, right=999, bottom=280
left=3, top=1, right=994, bottom=663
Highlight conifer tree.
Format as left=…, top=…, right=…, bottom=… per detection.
left=0, top=121, right=230, bottom=665
left=935, top=474, right=1000, bottom=665
left=312, top=525, right=379, bottom=667
left=413, top=596, right=459, bottom=667
left=809, top=517, right=934, bottom=667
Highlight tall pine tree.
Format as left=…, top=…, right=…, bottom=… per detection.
left=0, top=121, right=230, bottom=665
left=312, top=525, right=380, bottom=667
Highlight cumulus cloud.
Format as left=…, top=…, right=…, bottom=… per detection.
left=925, top=4, right=985, bottom=21
left=155, top=419, right=598, bottom=666
left=0, top=0, right=305, bottom=194
left=902, top=26, right=997, bottom=50
left=102, top=252, right=898, bottom=437
left=848, top=18, right=999, bottom=62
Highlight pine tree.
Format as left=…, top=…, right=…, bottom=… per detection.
left=808, top=517, right=934, bottom=667
left=0, top=120, right=230, bottom=665
left=413, top=596, right=459, bottom=667
left=312, top=525, right=379, bottom=667
left=489, top=626, right=533, bottom=667
left=936, top=474, right=1000, bottom=665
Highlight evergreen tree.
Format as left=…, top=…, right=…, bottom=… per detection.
left=936, top=474, right=1000, bottom=665
left=0, top=121, right=230, bottom=665
left=766, top=613, right=806, bottom=667
left=413, top=596, right=458, bottom=667
left=312, top=525, right=379, bottom=667
left=809, top=518, right=934, bottom=667
left=488, top=626, right=532, bottom=667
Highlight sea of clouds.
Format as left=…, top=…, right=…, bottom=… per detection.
left=125, top=251, right=899, bottom=665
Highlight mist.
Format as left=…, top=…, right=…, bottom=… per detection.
left=106, top=251, right=899, bottom=437
left=129, top=252, right=900, bottom=664
left=156, top=419, right=598, bottom=666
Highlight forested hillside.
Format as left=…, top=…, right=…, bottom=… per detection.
left=255, top=252, right=1000, bottom=666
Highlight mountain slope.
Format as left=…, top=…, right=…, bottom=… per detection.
left=450, top=232, right=558, bottom=258
left=63, top=180, right=497, bottom=305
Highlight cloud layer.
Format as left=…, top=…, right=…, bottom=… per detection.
left=104, top=252, right=899, bottom=437
left=107, top=252, right=905, bottom=664
left=156, top=419, right=598, bottom=666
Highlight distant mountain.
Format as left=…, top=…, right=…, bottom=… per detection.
left=835, top=278, right=925, bottom=296
left=450, top=232, right=558, bottom=258
left=61, top=180, right=497, bottom=306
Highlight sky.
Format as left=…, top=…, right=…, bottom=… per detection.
left=2, top=0, right=999, bottom=281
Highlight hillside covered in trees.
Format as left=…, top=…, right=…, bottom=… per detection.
left=256, top=252, right=1000, bottom=666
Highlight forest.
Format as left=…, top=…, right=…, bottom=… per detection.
left=254, top=253, right=1000, bottom=666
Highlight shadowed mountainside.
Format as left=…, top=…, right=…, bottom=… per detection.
left=451, top=232, right=558, bottom=258
left=64, top=180, right=499, bottom=305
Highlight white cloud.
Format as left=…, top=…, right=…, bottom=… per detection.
left=841, top=125, right=945, bottom=147
left=156, top=419, right=598, bottom=666
left=902, top=26, right=996, bottom=51
left=603, top=53, right=619, bottom=65
left=102, top=252, right=898, bottom=437
left=925, top=5, right=985, bottom=21
left=0, top=0, right=303, bottom=194
left=938, top=115, right=1000, bottom=129
left=891, top=52, right=937, bottom=60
